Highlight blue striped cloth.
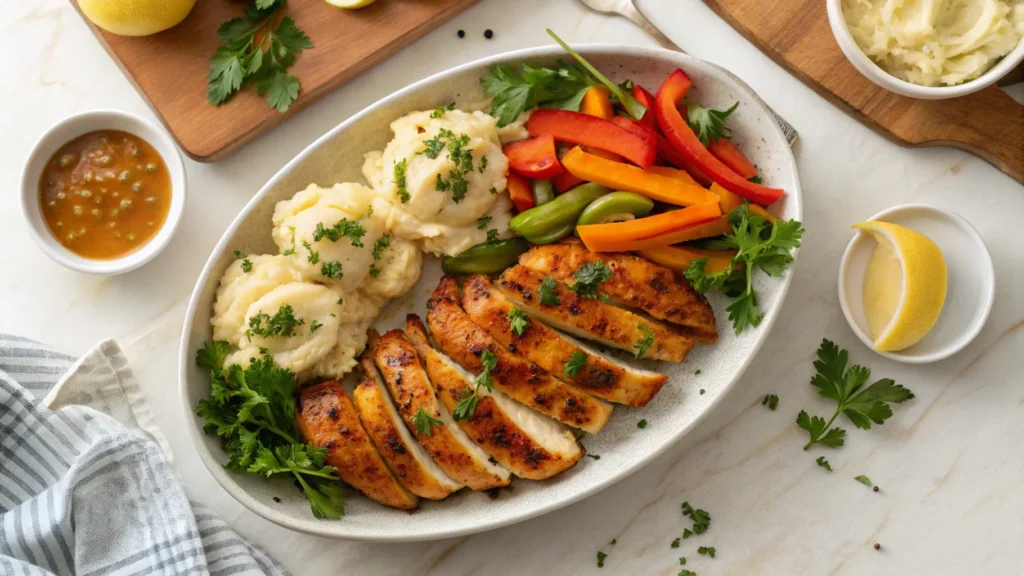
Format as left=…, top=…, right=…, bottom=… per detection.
left=0, top=334, right=290, bottom=576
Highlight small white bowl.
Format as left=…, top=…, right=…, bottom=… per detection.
left=826, top=0, right=1024, bottom=99
left=838, top=204, right=995, bottom=363
left=21, top=110, right=186, bottom=275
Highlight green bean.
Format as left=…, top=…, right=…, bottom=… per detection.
left=509, top=183, right=610, bottom=238
left=441, top=238, right=530, bottom=275
left=524, top=221, right=575, bottom=245
left=576, top=192, right=654, bottom=226
left=532, top=179, right=555, bottom=206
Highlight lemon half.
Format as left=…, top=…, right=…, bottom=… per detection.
left=853, top=221, right=947, bottom=352
left=79, top=0, right=196, bottom=36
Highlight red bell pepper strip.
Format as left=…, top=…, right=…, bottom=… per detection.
left=630, top=85, right=658, bottom=129
left=655, top=69, right=784, bottom=205
left=503, top=135, right=565, bottom=179
left=526, top=109, right=656, bottom=168
left=552, top=171, right=585, bottom=194
left=611, top=114, right=714, bottom=187
left=609, top=116, right=658, bottom=158
left=507, top=172, right=535, bottom=213
left=708, top=138, right=758, bottom=180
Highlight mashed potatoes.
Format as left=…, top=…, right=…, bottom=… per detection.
left=362, top=108, right=514, bottom=256
left=843, top=0, right=1024, bottom=86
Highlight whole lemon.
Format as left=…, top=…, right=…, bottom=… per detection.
left=79, top=0, right=197, bottom=36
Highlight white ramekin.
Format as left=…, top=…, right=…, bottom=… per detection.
left=827, top=0, right=1024, bottom=100
left=21, top=110, right=187, bottom=275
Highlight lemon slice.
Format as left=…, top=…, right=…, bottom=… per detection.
left=324, top=0, right=379, bottom=7
left=852, top=221, right=947, bottom=352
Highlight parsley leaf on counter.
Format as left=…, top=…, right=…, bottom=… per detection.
left=206, top=1, right=312, bottom=113
left=596, top=551, right=607, bottom=568
left=816, top=456, right=833, bottom=471
left=194, top=346, right=345, bottom=519
left=855, top=475, right=873, bottom=487
left=678, top=571, right=697, bottom=576
left=671, top=538, right=681, bottom=548
left=568, top=260, right=613, bottom=300
left=637, top=419, right=648, bottom=429
left=762, top=394, right=779, bottom=410
left=506, top=307, right=531, bottom=336
left=538, top=276, right=561, bottom=306
left=564, top=351, right=587, bottom=378
left=413, top=407, right=443, bottom=436
left=682, top=501, right=711, bottom=535
left=684, top=204, right=804, bottom=334
left=633, top=324, right=655, bottom=359
left=697, top=546, right=716, bottom=558
left=687, top=102, right=738, bottom=146
left=798, top=339, right=914, bottom=450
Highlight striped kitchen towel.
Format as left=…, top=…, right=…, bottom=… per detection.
left=0, top=334, right=290, bottom=576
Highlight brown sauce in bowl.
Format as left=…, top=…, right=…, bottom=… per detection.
left=39, top=130, right=171, bottom=260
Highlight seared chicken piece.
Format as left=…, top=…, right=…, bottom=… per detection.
left=353, top=353, right=462, bottom=500
left=406, top=315, right=582, bottom=479
left=462, top=275, right=667, bottom=406
left=518, top=240, right=717, bottom=343
left=372, top=329, right=511, bottom=491
left=296, top=381, right=418, bottom=510
left=426, top=276, right=613, bottom=434
left=498, top=265, right=697, bottom=363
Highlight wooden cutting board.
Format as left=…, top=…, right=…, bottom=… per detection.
left=702, top=0, right=1024, bottom=184
left=69, top=0, right=478, bottom=162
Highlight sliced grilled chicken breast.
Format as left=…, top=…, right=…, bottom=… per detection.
left=426, top=276, right=613, bottom=434
left=498, top=265, right=697, bottom=363
left=353, top=352, right=462, bottom=500
left=462, top=275, right=667, bottom=406
left=405, top=315, right=582, bottom=479
left=296, top=381, right=418, bottom=510
left=372, top=329, right=510, bottom=491
left=518, top=240, right=717, bottom=343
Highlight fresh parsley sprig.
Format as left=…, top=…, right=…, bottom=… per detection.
left=687, top=102, right=738, bottom=146
left=684, top=204, right=804, bottom=335
left=563, top=351, right=587, bottom=377
left=633, top=324, right=655, bottom=359
left=206, top=0, right=313, bottom=113
left=480, top=61, right=594, bottom=127
left=413, top=406, right=443, bottom=436
left=194, top=344, right=345, bottom=519
left=506, top=308, right=531, bottom=336
left=798, top=339, right=914, bottom=450
left=538, top=276, right=561, bottom=306
left=568, top=260, right=613, bottom=300
left=452, top=350, right=498, bottom=420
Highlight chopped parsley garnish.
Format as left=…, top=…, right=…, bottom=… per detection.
left=678, top=571, right=696, bottom=576
left=683, top=529, right=693, bottom=539
left=506, top=307, right=530, bottom=336
left=699, top=389, right=705, bottom=395
left=855, top=475, right=872, bottom=487
left=816, top=456, right=832, bottom=471
left=413, top=406, right=443, bottom=436
left=486, top=229, right=500, bottom=244
left=194, top=345, right=345, bottom=519
left=476, top=216, right=492, bottom=230
left=313, top=219, right=365, bottom=247
left=563, top=351, right=587, bottom=377
left=671, top=538, right=681, bottom=549
left=596, top=551, right=607, bottom=568
left=681, top=501, right=710, bottom=535
left=679, top=557, right=687, bottom=565
left=234, top=250, right=253, bottom=273
left=452, top=349, right=498, bottom=420
left=419, top=128, right=475, bottom=203
left=568, top=260, right=613, bottom=300
left=687, top=102, right=738, bottom=146
left=302, top=241, right=319, bottom=264
left=633, top=325, right=655, bottom=359
left=762, top=394, right=779, bottom=410
left=320, top=261, right=343, bottom=279
left=586, top=454, right=600, bottom=460
left=282, top=226, right=298, bottom=256
left=637, top=419, right=647, bottom=429
left=697, top=546, right=716, bottom=558
left=797, top=339, right=914, bottom=450
left=488, top=186, right=498, bottom=195
left=245, top=304, right=304, bottom=339
left=393, top=158, right=410, bottom=203
left=430, top=102, right=455, bottom=118
left=749, top=175, right=762, bottom=184
left=309, top=319, right=323, bottom=333
left=538, top=276, right=561, bottom=306
left=479, top=156, right=488, bottom=173
left=337, top=297, right=344, bottom=306
left=369, top=236, right=390, bottom=278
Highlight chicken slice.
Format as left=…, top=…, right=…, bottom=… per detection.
left=296, top=381, right=418, bottom=510
left=405, top=315, right=582, bottom=479
left=518, top=240, right=717, bottom=343
left=461, top=275, right=668, bottom=406
left=497, top=265, right=697, bottom=363
left=426, top=276, right=613, bottom=434
left=372, top=329, right=510, bottom=491
left=353, top=353, right=462, bottom=500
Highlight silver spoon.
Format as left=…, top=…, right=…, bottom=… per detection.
left=578, top=0, right=799, bottom=146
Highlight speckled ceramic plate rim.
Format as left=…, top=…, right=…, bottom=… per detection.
left=178, top=44, right=803, bottom=542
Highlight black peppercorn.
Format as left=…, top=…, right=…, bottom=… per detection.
left=457, top=29, right=465, bottom=38
left=874, top=543, right=881, bottom=550
left=484, top=29, right=493, bottom=39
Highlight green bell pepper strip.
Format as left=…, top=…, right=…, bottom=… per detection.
left=509, top=183, right=610, bottom=238
left=441, top=238, right=530, bottom=275
left=524, top=222, right=575, bottom=245
left=533, top=179, right=555, bottom=206
left=576, top=192, right=654, bottom=226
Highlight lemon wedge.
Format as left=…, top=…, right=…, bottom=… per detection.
left=852, top=221, right=947, bottom=352
left=324, top=0, right=380, bottom=7
left=79, top=0, right=196, bottom=36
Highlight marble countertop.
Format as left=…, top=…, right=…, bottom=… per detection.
left=4, top=0, right=1024, bottom=574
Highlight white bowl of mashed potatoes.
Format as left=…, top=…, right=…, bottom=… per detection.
left=828, top=0, right=1024, bottom=98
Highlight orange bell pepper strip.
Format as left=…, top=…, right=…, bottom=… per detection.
left=611, top=114, right=714, bottom=186
left=748, top=204, right=777, bottom=223
left=709, top=182, right=744, bottom=213
left=507, top=172, right=535, bottom=213
left=646, top=165, right=702, bottom=188
left=527, top=109, right=656, bottom=168
left=504, top=135, right=565, bottom=179
left=661, top=215, right=732, bottom=244
left=637, top=245, right=737, bottom=274
left=580, top=87, right=614, bottom=119
left=561, top=147, right=717, bottom=207
left=577, top=202, right=722, bottom=252
left=655, top=69, right=784, bottom=205
left=630, top=85, right=658, bottom=129
left=708, top=138, right=757, bottom=180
